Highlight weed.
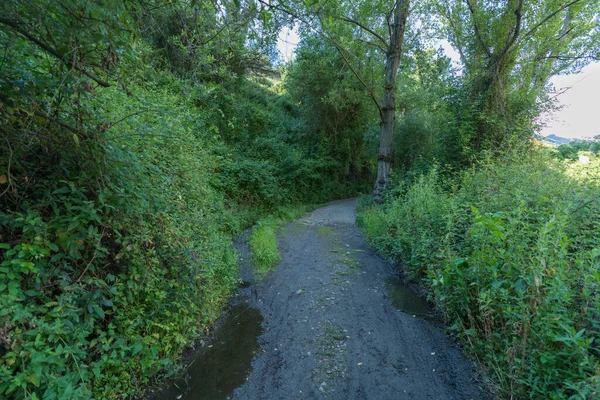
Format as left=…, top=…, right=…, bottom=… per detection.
left=248, top=223, right=281, bottom=276
left=359, top=153, right=600, bottom=399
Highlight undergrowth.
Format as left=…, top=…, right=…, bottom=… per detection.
left=359, top=151, right=600, bottom=399
left=249, top=223, right=281, bottom=276
left=0, top=40, right=361, bottom=400
left=248, top=205, right=312, bottom=277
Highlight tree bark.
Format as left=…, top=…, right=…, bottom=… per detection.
left=373, top=0, right=410, bottom=202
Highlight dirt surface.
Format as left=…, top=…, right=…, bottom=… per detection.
left=232, top=198, right=489, bottom=400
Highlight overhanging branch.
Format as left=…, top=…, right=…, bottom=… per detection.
left=522, top=0, right=582, bottom=39
left=258, top=0, right=383, bottom=114
left=334, top=16, right=388, bottom=47
left=0, top=17, right=111, bottom=87
left=464, top=0, right=491, bottom=57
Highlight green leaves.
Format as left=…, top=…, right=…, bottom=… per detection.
left=359, top=152, right=600, bottom=399
left=0, top=2, right=369, bottom=399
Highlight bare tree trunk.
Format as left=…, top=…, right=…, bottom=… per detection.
left=373, top=0, right=410, bottom=202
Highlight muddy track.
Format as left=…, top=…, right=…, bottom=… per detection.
left=230, top=198, right=489, bottom=400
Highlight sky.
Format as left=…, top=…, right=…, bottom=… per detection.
left=277, top=32, right=599, bottom=140
left=277, top=26, right=299, bottom=63
left=542, top=63, right=600, bottom=139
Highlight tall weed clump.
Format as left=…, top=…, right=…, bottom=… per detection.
left=360, top=152, right=600, bottom=399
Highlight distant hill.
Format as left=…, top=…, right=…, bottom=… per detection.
left=542, top=134, right=573, bottom=146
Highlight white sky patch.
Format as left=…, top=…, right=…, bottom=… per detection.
left=541, top=62, right=600, bottom=139
left=438, top=39, right=462, bottom=69
left=277, top=25, right=299, bottom=63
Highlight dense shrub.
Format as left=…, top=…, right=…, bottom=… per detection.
left=0, top=37, right=365, bottom=399
left=0, top=63, right=241, bottom=398
left=360, top=152, right=600, bottom=399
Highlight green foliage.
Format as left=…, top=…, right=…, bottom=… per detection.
left=285, top=35, right=376, bottom=186
left=0, top=58, right=242, bottom=398
left=3, top=0, right=597, bottom=398
left=0, top=1, right=358, bottom=397
left=248, top=204, right=313, bottom=277
left=394, top=48, right=457, bottom=170
left=438, top=0, right=600, bottom=154
left=557, top=140, right=600, bottom=161
left=361, top=152, right=600, bottom=398
left=136, top=0, right=276, bottom=81
left=249, top=222, right=282, bottom=276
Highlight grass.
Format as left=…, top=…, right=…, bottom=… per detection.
left=249, top=222, right=281, bottom=276
left=248, top=204, right=316, bottom=276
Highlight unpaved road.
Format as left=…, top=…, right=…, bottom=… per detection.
left=231, top=198, right=488, bottom=400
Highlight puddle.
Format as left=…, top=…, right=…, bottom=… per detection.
left=385, top=278, right=432, bottom=319
left=156, top=304, right=263, bottom=400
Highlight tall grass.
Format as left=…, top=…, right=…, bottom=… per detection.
left=248, top=205, right=313, bottom=276
left=359, top=152, right=600, bottom=399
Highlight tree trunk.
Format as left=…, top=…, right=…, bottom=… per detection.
left=373, top=0, right=410, bottom=202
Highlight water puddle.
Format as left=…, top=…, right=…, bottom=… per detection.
left=156, top=304, right=263, bottom=400
left=385, top=278, right=433, bottom=319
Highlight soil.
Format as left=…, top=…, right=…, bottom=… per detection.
left=234, top=198, right=489, bottom=399
left=155, top=198, right=492, bottom=400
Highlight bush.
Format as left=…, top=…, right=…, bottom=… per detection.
left=360, top=152, right=600, bottom=399
left=0, top=66, right=242, bottom=399
left=0, top=41, right=360, bottom=397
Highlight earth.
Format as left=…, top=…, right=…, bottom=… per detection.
left=154, top=198, right=492, bottom=400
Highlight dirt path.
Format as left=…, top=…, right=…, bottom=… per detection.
left=232, top=198, right=488, bottom=399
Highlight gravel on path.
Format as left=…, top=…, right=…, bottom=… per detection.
left=233, top=198, right=490, bottom=400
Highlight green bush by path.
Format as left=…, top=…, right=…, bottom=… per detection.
left=248, top=205, right=313, bottom=277
left=0, top=37, right=364, bottom=400
left=249, top=223, right=282, bottom=276
left=359, top=152, right=600, bottom=399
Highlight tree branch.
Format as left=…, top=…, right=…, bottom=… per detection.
left=537, top=54, right=599, bottom=61
left=464, top=0, right=491, bottom=57
left=353, top=36, right=386, bottom=53
left=329, top=37, right=383, bottom=114
left=258, top=0, right=383, bottom=113
left=522, top=0, right=582, bottom=39
left=0, top=17, right=111, bottom=87
left=34, top=111, right=86, bottom=137
left=334, top=16, right=388, bottom=47
left=496, top=0, right=524, bottom=62
left=438, top=3, right=471, bottom=69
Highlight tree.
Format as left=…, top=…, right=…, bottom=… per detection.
left=137, top=0, right=278, bottom=81
left=285, top=35, right=375, bottom=182
left=260, top=0, right=411, bottom=201
left=439, top=0, right=600, bottom=151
